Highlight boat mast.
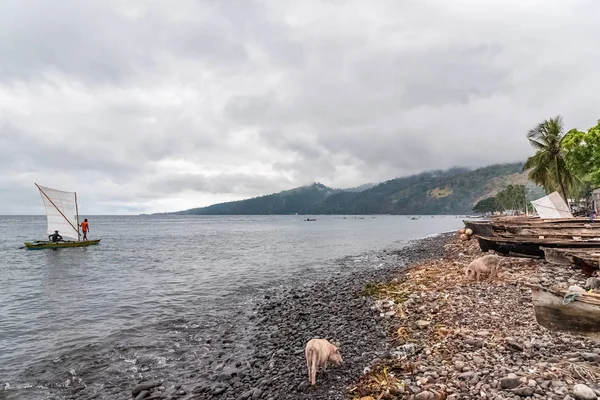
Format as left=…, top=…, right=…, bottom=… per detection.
left=75, top=191, right=81, bottom=241
left=35, top=183, right=80, bottom=236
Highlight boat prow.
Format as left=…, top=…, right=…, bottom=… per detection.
left=24, top=239, right=102, bottom=250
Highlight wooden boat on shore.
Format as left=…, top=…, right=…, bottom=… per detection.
left=528, top=284, right=600, bottom=334
left=25, top=183, right=101, bottom=250
left=541, top=247, right=600, bottom=276
left=464, top=217, right=600, bottom=238
left=476, top=235, right=600, bottom=259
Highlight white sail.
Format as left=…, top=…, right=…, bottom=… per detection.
left=36, top=184, right=80, bottom=240
left=530, top=191, right=573, bottom=219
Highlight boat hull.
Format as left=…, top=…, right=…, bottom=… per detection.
left=24, top=239, right=101, bottom=250
left=464, top=217, right=600, bottom=239
left=541, top=247, right=600, bottom=276
left=476, top=236, right=600, bottom=259
left=530, top=287, right=600, bottom=334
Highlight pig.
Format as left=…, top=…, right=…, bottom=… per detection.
left=305, top=338, right=343, bottom=385
left=465, top=254, right=501, bottom=281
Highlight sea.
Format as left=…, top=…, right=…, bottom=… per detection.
left=0, top=215, right=461, bottom=398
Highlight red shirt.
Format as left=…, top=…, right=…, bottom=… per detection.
left=81, top=221, right=89, bottom=232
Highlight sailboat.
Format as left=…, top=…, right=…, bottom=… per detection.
left=24, top=184, right=101, bottom=250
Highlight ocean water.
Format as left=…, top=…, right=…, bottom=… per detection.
left=0, top=215, right=460, bottom=397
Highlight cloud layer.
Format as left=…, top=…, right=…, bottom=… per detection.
left=1, top=0, right=599, bottom=214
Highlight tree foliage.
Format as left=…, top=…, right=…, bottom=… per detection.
left=473, top=197, right=498, bottom=213
left=496, top=184, right=527, bottom=212
left=523, top=116, right=577, bottom=203
left=562, top=120, right=600, bottom=188
left=473, top=184, right=528, bottom=214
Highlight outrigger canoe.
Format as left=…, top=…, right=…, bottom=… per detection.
left=24, top=184, right=101, bottom=250
left=24, top=239, right=101, bottom=250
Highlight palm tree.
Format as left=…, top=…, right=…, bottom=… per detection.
left=523, top=116, right=576, bottom=205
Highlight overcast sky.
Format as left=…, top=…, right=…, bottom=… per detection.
left=1, top=0, right=599, bottom=214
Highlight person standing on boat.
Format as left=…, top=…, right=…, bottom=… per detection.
left=80, top=219, right=89, bottom=240
left=49, top=231, right=63, bottom=242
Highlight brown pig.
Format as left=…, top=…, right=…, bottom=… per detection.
left=305, top=338, right=343, bottom=385
left=465, top=254, right=501, bottom=281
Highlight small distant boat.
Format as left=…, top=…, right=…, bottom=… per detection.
left=304, top=218, right=316, bottom=222
left=528, top=284, right=600, bottom=334
left=24, top=184, right=101, bottom=250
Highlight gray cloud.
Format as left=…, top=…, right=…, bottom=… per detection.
left=1, top=0, right=600, bottom=214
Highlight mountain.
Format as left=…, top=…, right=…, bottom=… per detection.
left=174, top=183, right=340, bottom=215
left=171, top=162, right=543, bottom=215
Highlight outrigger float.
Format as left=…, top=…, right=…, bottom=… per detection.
left=24, top=183, right=101, bottom=250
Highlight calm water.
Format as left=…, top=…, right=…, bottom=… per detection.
left=0, top=215, right=460, bottom=395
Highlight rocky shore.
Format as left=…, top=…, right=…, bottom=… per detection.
left=352, top=237, right=600, bottom=400
left=120, top=233, right=453, bottom=400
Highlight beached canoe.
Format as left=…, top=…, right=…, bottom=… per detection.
left=24, top=239, right=102, bottom=250
left=528, top=284, right=600, bottom=334
left=476, top=235, right=600, bottom=259
left=541, top=247, right=600, bottom=276
left=463, top=217, right=600, bottom=239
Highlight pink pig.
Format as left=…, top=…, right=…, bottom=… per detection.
left=305, top=338, right=343, bottom=385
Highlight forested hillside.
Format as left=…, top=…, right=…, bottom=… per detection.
left=171, top=163, right=543, bottom=215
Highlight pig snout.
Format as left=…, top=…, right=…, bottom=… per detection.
left=329, top=347, right=343, bottom=364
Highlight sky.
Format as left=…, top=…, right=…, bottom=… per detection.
left=1, top=0, right=600, bottom=214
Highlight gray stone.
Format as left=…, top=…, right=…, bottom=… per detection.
left=585, top=277, right=600, bottom=289
left=415, top=391, right=434, bottom=400
left=582, top=353, right=600, bottom=362
left=237, top=389, right=254, bottom=400
left=134, top=390, right=149, bottom=400
left=252, top=388, right=264, bottom=400
left=573, top=384, right=597, bottom=400
left=213, top=386, right=226, bottom=395
left=410, top=386, right=422, bottom=394
left=416, top=320, right=431, bottom=329
left=132, top=382, right=161, bottom=396
left=501, top=374, right=520, bottom=390
left=464, top=338, right=485, bottom=348
left=513, top=387, right=534, bottom=397
left=458, top=371, right=475, bottom=380
left=297, top=381, right=308, bottom=392
left=473, top=355, right=485, bottom=365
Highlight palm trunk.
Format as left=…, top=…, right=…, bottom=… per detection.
left=556, top=159, right=570, bottom=211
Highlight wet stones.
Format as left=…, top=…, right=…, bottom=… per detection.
left=132, top=381, right=162, bottom=397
